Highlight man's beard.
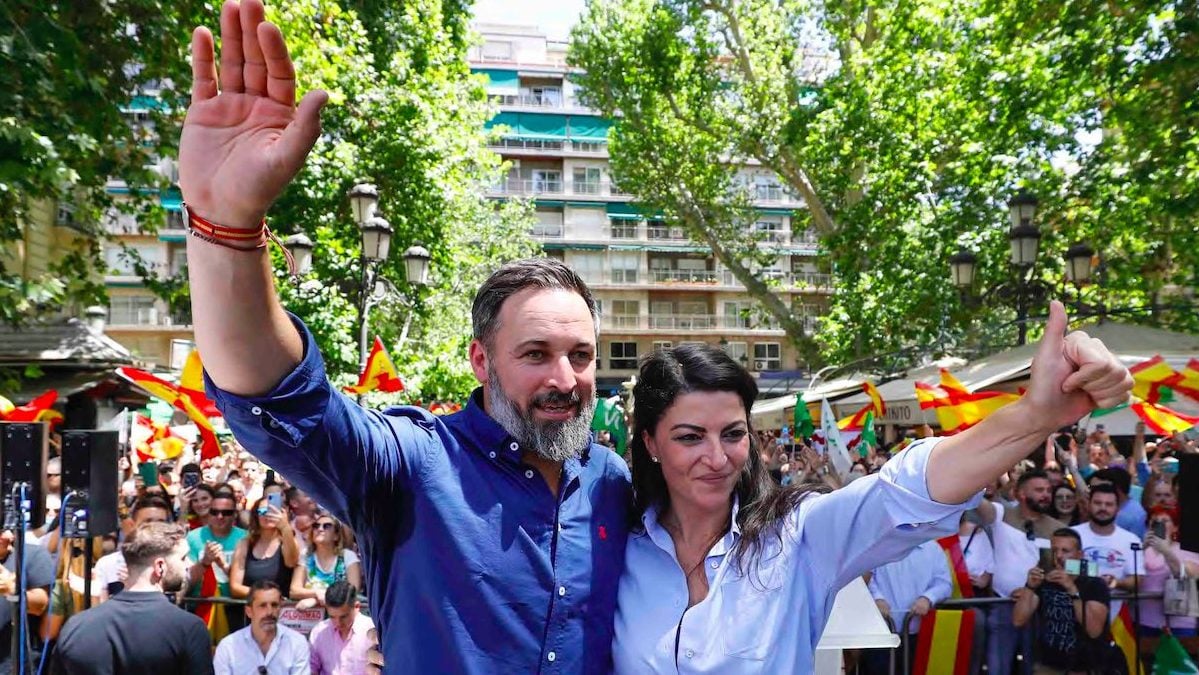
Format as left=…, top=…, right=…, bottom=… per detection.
left=1090, top=513, right=1116, bottom=527
left=1025, top=497, right=1052, bottom=515
left=487, top=364, right=596, bottom=463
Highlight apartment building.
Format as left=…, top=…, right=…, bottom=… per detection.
left=470, top=24, right=829, bottom=395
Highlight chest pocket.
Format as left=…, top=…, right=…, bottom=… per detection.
left=719, top=547, right=789, bottom=660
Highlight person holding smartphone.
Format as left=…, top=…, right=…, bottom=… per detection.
left=1138, top=507, right=1199, bottom=638
left=1013, top=528, right=1110, bottom=672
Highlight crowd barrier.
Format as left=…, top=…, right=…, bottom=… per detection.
left=179, top=594, right=372, bottom=636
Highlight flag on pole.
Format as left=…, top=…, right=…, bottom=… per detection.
left=821, top=398, right=852, bottom=478
left=912, top=609, right=975, bottom=675
left=344, top=337, right=405, bottom=395
left=131, top=414, right=186, bottom=462
left=1174, top=358, right=1199, bottom=404
left=1111, top=604, right=1138, bottom=674
left=863, top=381, right=886, bottom=416
left=0, top=390, right=65, bottom=426
left=912, top=370, right=1020, bottom=434
left=1131, top=398, right=1199, bottom=436
left=116, top=367, right=221, bottom=460
left=591, top=396, right=627, bottom=455
left=178, top=350, right=221, bottom=418
left=793, top=395, right=814, bottom=440
left=936, top=535, right=975, bottom=599
left=1130, top=355, right=1183, bottom=404
left=859, top=411, right=876, bottom=455
left=1153, top=632, right=1199, bottom=673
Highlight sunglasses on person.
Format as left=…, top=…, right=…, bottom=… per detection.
left=209, top=509, right=237, bottom=518
left=313, top=522, right=338, bottom=531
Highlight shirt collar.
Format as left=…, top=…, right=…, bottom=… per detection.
left=640, top=495, right=742, bottom=556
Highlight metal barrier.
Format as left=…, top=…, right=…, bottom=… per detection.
left=896, top=592, right=1165, bottom=675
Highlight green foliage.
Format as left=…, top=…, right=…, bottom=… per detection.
left=571, top=0, right=1199, bottom=370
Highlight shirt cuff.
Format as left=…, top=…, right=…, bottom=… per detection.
left=203, top=312, right=331, bottom=447
left=879, top=437, right=984, bottom=528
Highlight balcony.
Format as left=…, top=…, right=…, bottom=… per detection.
left=494, top=93, right=561, bottom=108
left=572, top=181, right=602, bottom=196
left=790, top=273, right=833, bottom=291
left=491, top=178, right=564, bottom=196
left=107, top=308, right=192, bottom=328
left=650, top=268, right=718, bottom=284
left=647, top=226, right=688, bottom=242
left=531, top=224, right=564, bottom=239
left=599, top=313, right=787, bottom=333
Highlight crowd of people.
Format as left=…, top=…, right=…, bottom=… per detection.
left=0, top=436, right=374, bottom=674
left=748, top=421, right=1198, bottom=673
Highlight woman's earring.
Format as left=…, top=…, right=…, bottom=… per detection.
left=651, top=456, right=660, bottom=463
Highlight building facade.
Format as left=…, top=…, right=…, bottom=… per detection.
left=470, top=24, right=827, bottom=395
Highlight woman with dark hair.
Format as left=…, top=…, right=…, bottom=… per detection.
left=228, top=496, right=299, bottom=601
left=611, top=307, right=1134, bottom=673
left=1051, top=484, right=1084, bottom=525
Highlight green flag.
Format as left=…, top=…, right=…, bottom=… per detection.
left=793, top=395, right=814, bottom=440
left=1153, top=632, right=1199, bottom=674
left=591, top=396, right=628, bottom=455
left=860, top=411, right=876, bottom=456
left=1092, top=401, right=1132, bottom=417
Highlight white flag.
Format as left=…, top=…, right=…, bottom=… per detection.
left=821, top=398, right=853, bottom=479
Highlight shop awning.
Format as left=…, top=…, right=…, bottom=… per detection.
left=475, top=68, right=520, bottom=95
left=567, top=116, right=613, bottom=139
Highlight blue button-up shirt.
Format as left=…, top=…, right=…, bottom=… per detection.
left=205, top=316, right=632, bottom=674
left=612, top=437, right=980, bottom=674
left=867, top=539, right=953, bottom=635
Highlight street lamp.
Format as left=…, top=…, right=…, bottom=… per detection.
left=1007, top=190, right=1041, bottom=267
left=949, top=249, right=977, bottom=289
left=283, top=233, right=314, bottom=276
left=361, top=216, right=394, bottom=263
left=403, top=245, right=432, bottom=286
left=347, top=183, right=379, bottom=227
left=1064, top=242, right=1095, bottom=285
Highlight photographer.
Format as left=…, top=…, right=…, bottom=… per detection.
left=1012, top=528, right=1109, bottom=673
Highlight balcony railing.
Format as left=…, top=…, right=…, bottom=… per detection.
left=650, top=268, right=718, bottom=284
left=647, top=226, right=688, bottom=241
left=491, top=178, right=564, bottom=196
left=791, top=273, right=833, bottom=290
left=487, top=138, right=564, bottom=152
left=572, top=182, right=602, bottom=195
left=494, top=94, right=561, bottom=108
left=599, top=314, right=787, bottom=332
left=531, top=225, right=564, bottom=238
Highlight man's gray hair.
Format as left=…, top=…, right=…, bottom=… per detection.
left=472, top=257, right=601, bottom=349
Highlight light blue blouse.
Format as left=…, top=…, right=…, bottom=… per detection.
left=612, top=437, right=981, bottom=674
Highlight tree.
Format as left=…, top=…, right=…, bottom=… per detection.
left=571, top=0, right=1198, bottom=370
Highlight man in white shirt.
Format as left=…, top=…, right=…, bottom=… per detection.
left=213, top=580, right=309, bottom=674
left=865, top=539, right=953, bottom=673
left=1071, top=483, right=1144, bottom=616
left=976, top=468, right=1064, bottom=675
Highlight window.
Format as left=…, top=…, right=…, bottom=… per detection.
left=610, top=300, right=639, bottom=329
left=609, top=218, right=638, bottom=239
left=723, top=341, right=748, bottom=365
left=531, top=170, right=562, bottom=194
left=610, top=252, right=639, bottom=284
left=609, top=342, right=638, bottom=370
left=571, top=253, right=605, bottom=284
left=651, top=341, right=673, bottom=352
left=754, top=220, right=787, bottom=244
left=574, top=141, right=605, bottom=153
left=723, top=302, right=753, bottom=329
left=529, top=86, right=561, bottom=107
left=753, top=343, right=781, bottom=371
left=170, top=248, right=188, bottom=276
left=165, top=209, right=185, bottom=230
left=572, top=167, right=602, bottom=195
left=481, top=40, right=512, bottom=61
left=56, top=204, right=75, bottom=227
left=108, top=296, right=158, bottom=326
left=105, top=245, right=165, bottom=276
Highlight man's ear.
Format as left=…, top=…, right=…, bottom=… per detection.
left=469, top=339, right=489, bottom=383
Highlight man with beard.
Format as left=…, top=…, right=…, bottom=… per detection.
left=178, top=6, right=628, bottom=670
left=976, top=468, right=1064, bottom=675
left=52, top=522, right=213, bottom=675
left=213, top=580, right=309, bottom=674
left=1071, top=483, right=1143, bottom=616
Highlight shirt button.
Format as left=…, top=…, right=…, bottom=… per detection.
left=510, top=442, right=519, bottom=451
left=710, top=561, right=719, bottom=569
left=558, top=586, right=566, bottom=597
left=488, top=451, right=497, bottom=459
left=525, top=470, right=535, bottom=479
left=685, top=649, right=695, bottom=659
left=250, top=406, right=263, bottom=415
left=547, top=651, right=557, bottom=662
left=269, top=420, right=279, bottom=428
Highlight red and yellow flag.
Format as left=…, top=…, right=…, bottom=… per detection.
left=1174, top=358, right=1199, bottom=404
left=913, top=370, right=1020, bottom=434
left=1111, top=603, right=1138, bottom=674
left=116, top=367, right=221, bottom=460
left=178, top=350, right=221, bottom=418
left=344, top=337, right=404, bottom=395
left=1131, top=398, right=1199, bottom=436
left=0, top=390, right=65, bottom=427
left=913, top=609, right=975, bottom=675
left=1130, top=355, right=1183, bottom=404
left=838, top=381, right=885, bottom=430
left=936, top=535, right=974, bottom=599
left=131, top=414, right=186, bottom=462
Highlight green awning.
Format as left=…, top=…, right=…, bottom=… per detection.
left=475, top=68, right=520, bottom=94
left=541, top=242, right=607, bottom=251
left=161, top=194, right=182, bottom=211
left=159, top=233, right=186, bottom=242
left=758, top=208, right=794, bottom=216
left=567, top=116, right=613, bottom=139
left=523, top=113, right=568, bottom=138
left=606, top=203, right=642, bottom=217
left=124, top=95, right=170, bottom=112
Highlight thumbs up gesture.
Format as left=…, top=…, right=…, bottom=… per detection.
left=1025, top=301, right=1133, bottom=428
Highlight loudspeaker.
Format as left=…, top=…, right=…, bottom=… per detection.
left=0, top=422, right=48, bottom=530
left=59, top=430, right=120, bottom=537
left=1179, top=454, right=1199, bottom=554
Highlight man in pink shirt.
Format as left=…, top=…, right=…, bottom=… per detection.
left=309, top=581, right=374, bottom=675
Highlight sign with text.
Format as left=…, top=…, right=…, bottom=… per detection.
left=279, top=607, right=325, bottom=637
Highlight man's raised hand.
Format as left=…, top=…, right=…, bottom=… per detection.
left=179, top=0, right=327, bottom=229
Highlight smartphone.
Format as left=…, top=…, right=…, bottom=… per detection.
left=182, top=472, right=200, bottom=489
left=1064, top=559, right=1082, bottom=576
left=265, top=469, right=276, bottom=486
left=1153, top=521, right=1167, bottom=539
left=138, top=462, right=159, bottom=486
left=267, top=492, right=283, bottom=511
left=1038, top=546, right=1055, bottom=572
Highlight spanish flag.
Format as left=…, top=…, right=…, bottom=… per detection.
left=116, top=367, right=221, bottom=460
left=344, top=337, right=405, bottom=395
left=1110, top=603, right=1138, bottom=673
left=936, top=535, right=974, bottom=599
left=0, top=390, right=65, bottom=427
left=1174, top=358, right=1199, bottom=404
left=838, top=381, right=885, bottom=430
left=913, top=609, right=975, bottom=675
left=178, top=350, right=221, bottom=418
left=131, top=414, right=186, bottom=462
left=1131, top=398, right=1199, bottom=436
left=193, top=565, right=230, bottom=646
left=1130, top=355, right=1182, bottom=405
left=914, top=370, right=1020, bottom=434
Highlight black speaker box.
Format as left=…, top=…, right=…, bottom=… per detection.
left=60, top=430, right=120, bottom=537
left=1179, top=454, right=1199, bottom=554
left=0, top=422, right=48, bottom=530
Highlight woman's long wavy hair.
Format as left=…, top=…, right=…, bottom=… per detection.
left=630, top=343, right=828, bottom=573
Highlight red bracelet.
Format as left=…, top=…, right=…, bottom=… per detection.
left=182, top=203, right=297, bottom=274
